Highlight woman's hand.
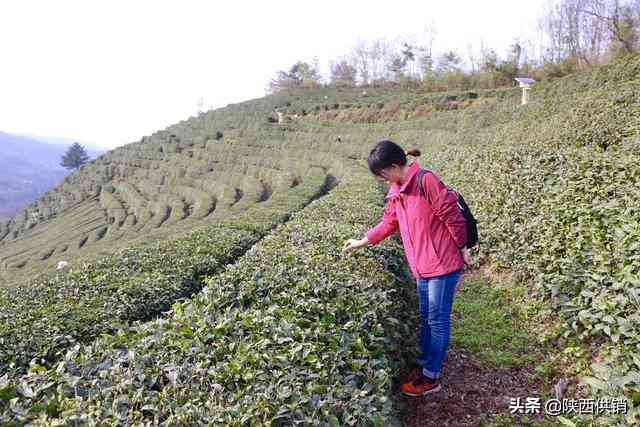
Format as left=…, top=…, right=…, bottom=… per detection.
left=342, top=237, right=369, bottom=253
left=461, top=247, right=472, bottom=265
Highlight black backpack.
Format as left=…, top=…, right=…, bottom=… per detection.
left=416, top=169, right=478, bottom=248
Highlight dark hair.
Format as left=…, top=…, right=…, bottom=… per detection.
left=367, top=140, right=421, bottom=176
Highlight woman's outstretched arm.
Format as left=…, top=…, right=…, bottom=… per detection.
left=364, top=201, right=399, bottom=246
left=343, top=201, right=398, bottom=252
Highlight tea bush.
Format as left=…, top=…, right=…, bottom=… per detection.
left=0, top=171, right=416, bottom=425
left=0, top=171, right=330, bottom=378
left=406, top=55, right=640, bottom=425
left=1, top=51, right=639, bottom=425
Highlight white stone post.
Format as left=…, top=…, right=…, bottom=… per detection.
left=522, top=87, right=530, bottom=105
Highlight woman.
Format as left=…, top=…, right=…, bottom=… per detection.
left=342, top=139, right=471, bottom=396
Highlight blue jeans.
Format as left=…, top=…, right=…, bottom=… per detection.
left=416, top=268, right=463, bottom=379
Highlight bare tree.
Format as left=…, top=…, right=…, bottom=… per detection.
left=344, top=37, right=398, bottom=85
left=351, top=38, right=371, bottom=85
left=538, top=0, right=637, bottom=66
left=479, top=40, right=499, bottom=73
left=417, top=22, right=437, bottom=81
left=539, top=0, right=581, bottom=63
left=467, top=42, right=479, bottom=74
left=580, top=0, right=640, bottom=55
left=519, top=38, right=541, bottom=71
left=369, top=37, right=395, bottom=83
left=329, top=58, right=357, bottom=86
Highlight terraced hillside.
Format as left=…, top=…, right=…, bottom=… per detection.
left=1, top=55, right=640, bottom=425
left=0, top=83, right=494, bottom=287
left=0, top=96, right=349, bottom=286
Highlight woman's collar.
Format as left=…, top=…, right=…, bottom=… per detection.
left=397, top=160, right=420, bottom=193
left=384, top=160, right=420, bottom=201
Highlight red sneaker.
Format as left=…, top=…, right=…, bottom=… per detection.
left=401, top=372, right=442, bottom=396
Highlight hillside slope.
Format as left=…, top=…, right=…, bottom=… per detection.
left=1, top=55, right=639, bottom=425
left=0, top=96, right=347, bottom=286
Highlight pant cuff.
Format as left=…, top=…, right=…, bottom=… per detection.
left=422, top=368, right=440, bottom=379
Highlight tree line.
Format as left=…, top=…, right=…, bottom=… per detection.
left=267, top=0, right=640, bottom=94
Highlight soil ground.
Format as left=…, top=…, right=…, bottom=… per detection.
left=393, top=270, right=582, bottom=426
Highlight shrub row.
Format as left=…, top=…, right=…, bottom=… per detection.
left=410, top=55, right=640, bottom=425
left=0, top=170, right=416, bottom=425
left=0, top=170, right=331, bottom=378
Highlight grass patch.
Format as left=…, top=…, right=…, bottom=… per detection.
left=453, top=274, right=576, bottom=427
left=451, top=275, right=549, bottom=370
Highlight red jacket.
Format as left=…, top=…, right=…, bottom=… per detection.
left=366, top=160, right=467, bottom=278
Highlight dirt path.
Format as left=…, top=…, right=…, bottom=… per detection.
left=397, top=348, right=551, bottom=426
left=392, top=270, right=566, bottom=427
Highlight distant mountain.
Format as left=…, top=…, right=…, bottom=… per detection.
left=15, top=133, right=108, bottom=151
left=0, top=132, right=105, bottom=219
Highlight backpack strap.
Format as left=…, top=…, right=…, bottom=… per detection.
left=417, top=168, right=461, bottom=209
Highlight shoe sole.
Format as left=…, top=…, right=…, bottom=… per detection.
left=401, top=383, right=442, bottom=396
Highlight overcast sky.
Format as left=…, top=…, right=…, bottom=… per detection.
left=1, top=0, right=547, bottom=149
